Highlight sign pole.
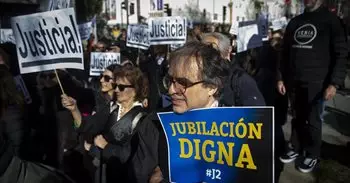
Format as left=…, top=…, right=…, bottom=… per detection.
left=136, top=48, right=140, bottom=66
left=54, top=69, right=65, bottom=95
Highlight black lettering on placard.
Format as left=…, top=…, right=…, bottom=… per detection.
left=69, top=15, right=81, bottom=53
left=46, top=28, right=57, bottom=54
left=160, top=24, right=165, bottom=37
left=59, top=27, right=70, bottom=53
left=16, top=23, right=28, bottom=58
left=128, top=26, right=148, bottom=46
left=150, top=18, right=186, bottom=41
left=15, top=13, right=82, bottom=59
left=179, top=20, right=184, bottom=36
left=171, top=24, right=176, bottom=36
left=41, top=19, right=54, bottom=55
left=52, top=28, right=64, bottom=53
left=34, top=30, right=46, bottom=55
left=25, top=32, right=39, bottom=56
left=91, top=54, right=120, bottom=70
left=65, top=27, right=77, bottom=53
left=165, top=20, right=169, bottom=37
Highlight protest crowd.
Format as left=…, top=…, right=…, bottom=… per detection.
left=0, top=0, right=349, bottom=183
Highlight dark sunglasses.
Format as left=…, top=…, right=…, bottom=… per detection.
left=112, top=84, right=134, bottom=92
left=163, top=75, right=205, bottom=93
left=100, top=74, right=113, bottom=82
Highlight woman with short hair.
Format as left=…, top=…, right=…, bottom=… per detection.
left=62, top=65, right=149, bottom=182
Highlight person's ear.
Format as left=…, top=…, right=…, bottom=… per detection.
left=207, top=86, right=218, bottom=97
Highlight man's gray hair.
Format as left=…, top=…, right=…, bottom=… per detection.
left=202, top=32, right=231, bottom=58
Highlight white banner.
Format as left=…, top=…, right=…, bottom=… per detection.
left=0, top=29, right=15, bottom=44
left=11, top=8, right=84, bottom=74
left=90, top=52, right=120, bottom=76
left=148, top=16, right=187, bottom=45
left=14, top=75, right=32, bottom=104
left=127, top=24, right=150, bottom=50
left=79, top=21, right=92, bottom=41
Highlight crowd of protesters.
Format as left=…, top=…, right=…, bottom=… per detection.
left=0, top=0, right=349, bottom=182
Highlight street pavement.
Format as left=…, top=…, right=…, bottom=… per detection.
left=278, top=72, right=350, bottom=183
left=278, top=112, right=350, bottom=183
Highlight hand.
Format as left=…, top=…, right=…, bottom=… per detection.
left=149, top=166, right=163, bottom=183
left=84, top=141, right=91, bottom=151
left=61, top=94, right=77, bottom=111
left=324, top=85, right=337, bottom=101
left=277, top=81, right=286, bottom=95
left=94, top=135, right=108, bottom=149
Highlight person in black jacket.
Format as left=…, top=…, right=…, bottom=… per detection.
left=201, top=32, right=265, bottom=106
left=277, top=0, right=348, bottom=173
left=139, top=45, right=169, bottom=112
left=139, top=42, right=230, bottom=183
left=0, top=65, right=74, bottom=183
left=62, top=65, right=150, bottom=183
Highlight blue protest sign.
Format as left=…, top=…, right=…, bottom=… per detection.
left=79, top=21, right=92, bottom=40
left=158, top=107, right=274, bottom=183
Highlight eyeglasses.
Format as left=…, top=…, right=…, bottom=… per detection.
left=100, top=74, right=113, bottom=82
left=163, top=75, right=205, bottom=94
left=113, top=84, right=134, bottom=92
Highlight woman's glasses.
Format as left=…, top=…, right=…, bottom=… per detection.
left=100, top=74, right=113, bottom=82
left=112, top=84, right=134, bottom=92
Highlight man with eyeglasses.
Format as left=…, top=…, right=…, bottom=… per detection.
left=134, top=42, right=230, bottom=183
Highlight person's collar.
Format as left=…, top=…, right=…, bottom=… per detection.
left=117, top=101, right=143, bottom=108
left=210, top=100, right=219, bottom=108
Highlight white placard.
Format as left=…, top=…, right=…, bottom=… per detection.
left=271, top=16, right=288, bottom=31
left=127, top=24, right=150, bottom=50
left=11, top=8, right=84, bottom=74
left=148, top=16, right=187, bottom=45
left=237, top=23, right=259, bottom=53
left=90, top=52, right=120, bottom=76
left=14, top=75, right=32, bottom=104
left=79, top=21, right=92, bottom=41
left=0, top=29, right=15, bottom=44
